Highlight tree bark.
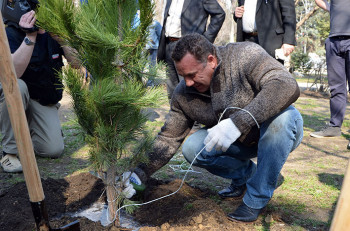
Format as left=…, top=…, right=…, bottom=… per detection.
left=106, top=165, right=120, bottom=226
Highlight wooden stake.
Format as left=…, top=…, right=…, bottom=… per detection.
left=0, top=14, right=44, bottom=203
left=330, top=159, right=350, bottom=230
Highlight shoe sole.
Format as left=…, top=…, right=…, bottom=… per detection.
left=310, top=134, right=341, bottom=138
left=227, top=216, right=257, bottom=223
left=2, top=168, right=23, bottom=173
left=226, top=207, right=265, bottom=223
left=219, top=194, right=244, bottom=200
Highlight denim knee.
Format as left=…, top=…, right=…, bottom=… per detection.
left=182, top=129, right=208, bottom=164
left=260, top=106, right=303, bottom=153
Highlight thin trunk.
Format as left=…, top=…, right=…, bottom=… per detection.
left=106, top=165, right=119, bottom=226
left=296, top=6, right=320, bottom=30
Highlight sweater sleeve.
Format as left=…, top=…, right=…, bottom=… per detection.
left=138, top=92, right=193, bottom=178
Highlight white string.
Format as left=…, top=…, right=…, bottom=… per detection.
left=219, top=107, right=260, bottom=129
left=106, top=107, right=259, bottom=224
left=107, top=145, right=208, bottom=223
left=169, top=161, right=202, bottom=173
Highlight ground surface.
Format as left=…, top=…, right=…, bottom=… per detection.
left=1, top=86, right=349, bottom=231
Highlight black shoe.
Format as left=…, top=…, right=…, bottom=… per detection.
left=192, top=121, right=202, bottom=130
left=218, top=183, right=246, bottom=198
left=347, top=140, right=350, bottom=150
left=227, top=203, right=262, bottom=222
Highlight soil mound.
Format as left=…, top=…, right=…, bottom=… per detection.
left=0, top=172, right=104, bottom=231
left=0, top=173, right=268, bottom=231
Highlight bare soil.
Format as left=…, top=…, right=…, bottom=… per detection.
left=0, top=88, right=349, bottom=230
left=0, top=173, right=290, bottom=231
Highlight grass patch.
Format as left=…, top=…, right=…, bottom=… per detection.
left=279, top=173, right=339, bottom=209
left=7, top=175, right=24, bottom=184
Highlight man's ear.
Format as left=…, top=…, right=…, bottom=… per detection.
left=207, top=54, right=217, bottom=69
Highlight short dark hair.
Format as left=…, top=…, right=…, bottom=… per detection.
left=171, top=33, right=215, bottom=63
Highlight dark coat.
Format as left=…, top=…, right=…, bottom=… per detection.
left=157, top=0, right=225, bottom=62
left=137, top=42, right=300, bottom=179
left=235, top=0, right=296, bottom=57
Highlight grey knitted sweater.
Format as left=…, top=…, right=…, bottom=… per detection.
left=136, top=41, right=300, bottom=180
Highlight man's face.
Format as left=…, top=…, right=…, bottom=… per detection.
left=175, top=53, right=217, bottom=93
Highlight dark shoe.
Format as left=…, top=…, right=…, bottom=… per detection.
left=218, top=183, right=246, bottom=198
left=347, top=140, right=350, bottom=150
left=227, top=203, right=262, bottom=222
left=310, top=125, right=341, bottom=138
left=192, top=121, right=202, bottom=130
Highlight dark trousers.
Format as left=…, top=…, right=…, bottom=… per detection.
left=326, top=36, right=350, bottom=127
left=165, top=40, right=183, bottom=100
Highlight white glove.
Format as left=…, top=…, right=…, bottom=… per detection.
left=204, top=118, right=241, bottom=152
left=121, top=172, right=142, bottom=199
left=122, top=184, right=136, bottom=199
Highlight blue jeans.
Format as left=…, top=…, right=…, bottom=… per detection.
left=148, top=49, right=157, bottom=67
left=182, top=106, right=303, bottom=209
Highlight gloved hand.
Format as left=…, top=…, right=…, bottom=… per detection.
left=121, top=172, right=144, bottom=199
left=204, top=118, right=241, bottom=152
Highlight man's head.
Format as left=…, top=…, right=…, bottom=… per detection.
left=172, top=33, right=218, bottom=93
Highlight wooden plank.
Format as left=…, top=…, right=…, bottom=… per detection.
left=330, top=159, right=350, bottom=230
left=0, top=15, right=44, bottom=202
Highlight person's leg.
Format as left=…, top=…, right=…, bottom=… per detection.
left=242, top=106, right=303, bottom=209
left=149, top=49, right=157, bottom=67
left=0, top=79, right=30, bottom=154
left=182, top=129, right=258, bottom=186
left=328, top=37, right=348, bottom=128
left=27, top=100, right=64, bottom=158
left=310, top=37, right=344, bottom=138
left=0, top=79, right=30, bottom=172
left=165, top=41, right=183, bottom=100
left=227, top=106, right=303, bottom=222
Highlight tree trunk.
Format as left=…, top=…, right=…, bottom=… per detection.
left=296, top=6, right=320, bottom=30
left=106, top=165, right=120, bottom=226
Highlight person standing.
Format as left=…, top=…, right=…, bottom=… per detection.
left=157, top=0, right=225, bottom=99
left=146, top=20, right=162, bottom=68
left=310, top=0, right=350, bottom=139
left=234, top=0, right=296, bottom=63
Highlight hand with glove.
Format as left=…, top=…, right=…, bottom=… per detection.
left=121, top=172, right=146, bottom=199
left=204, top=118, right=242, bottom=152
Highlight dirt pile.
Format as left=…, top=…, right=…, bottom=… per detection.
left=0, top=173, right=291, bottom=231
left=0, top=173, right=104, bottom=231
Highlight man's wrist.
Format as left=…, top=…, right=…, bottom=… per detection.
left=25, top=32, right=37, bottom=42
left=24, top=36, right=36, bottom=46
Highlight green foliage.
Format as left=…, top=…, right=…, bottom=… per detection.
left=295, top=2, right=330, bottom=54
left=37, top=0, right=166, bottom=175
left=123, top=199, right=140, bottom=214
left=36, top=0, right=153, bottom=82
left=290, top=49, right=312, bottom=74
left=315, top=12, right=330, bottom=42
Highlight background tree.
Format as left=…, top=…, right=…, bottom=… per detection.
left=36, top=0, right=166, bottom=226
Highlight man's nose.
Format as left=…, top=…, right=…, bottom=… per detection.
left=185, top=78, right=194, bottom=87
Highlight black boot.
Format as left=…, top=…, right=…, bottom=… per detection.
left=227, top=203, right=263, bottom=222
left=218, top=183, right=246, bottom=198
